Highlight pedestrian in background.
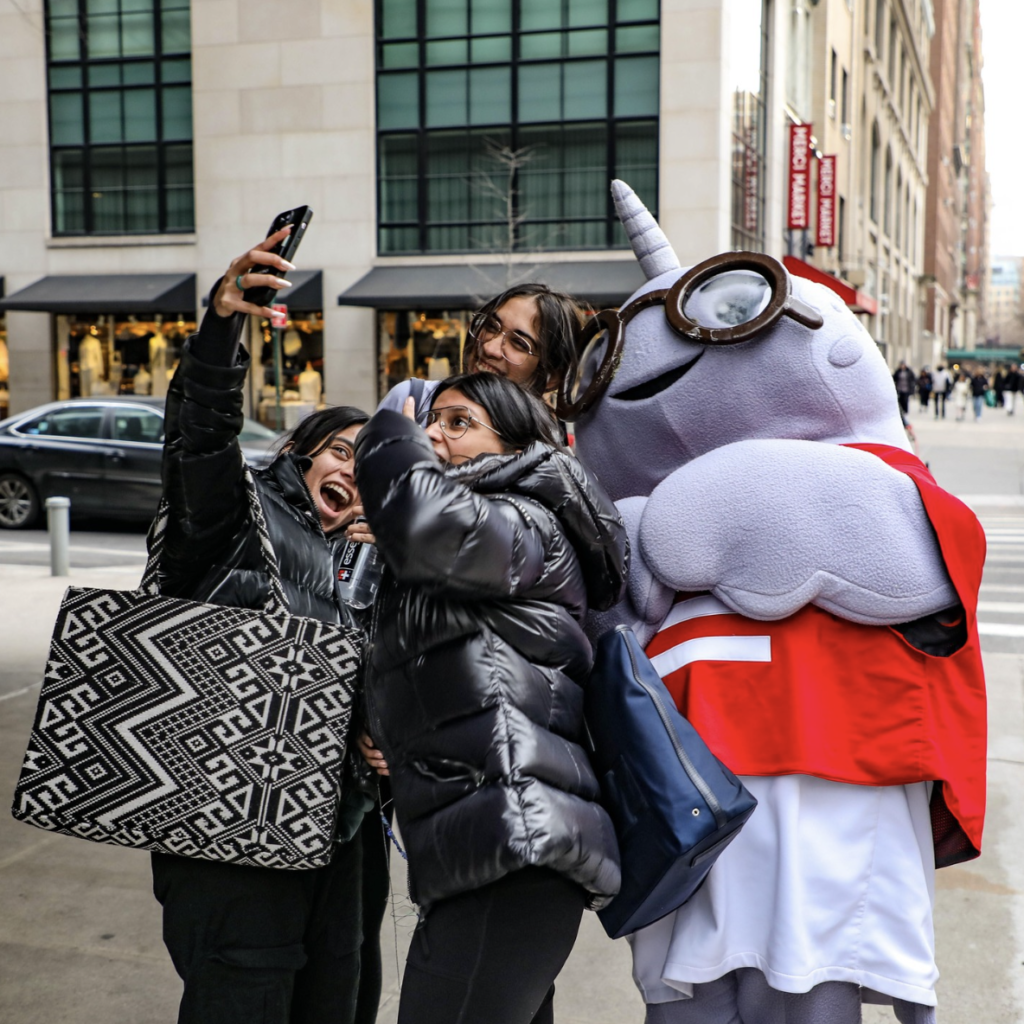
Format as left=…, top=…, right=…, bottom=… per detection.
left=917, top=366, right=933, bottom=413
left=952, top=372, right=971, bottom=421
left=152, top=229, right=387, bottom=1024
left=893, top=361, right=916, bottom=414
left=1006, top=363, right=1023, bottom=415
left=932, top=364, right=951, bottom=418
left=970, top=369, right=989, bottom=422
left=355, top=372, right=627, bottom=1024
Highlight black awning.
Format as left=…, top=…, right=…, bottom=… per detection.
left=201, top=269, right=324, bottom=312
left=0, top=273, right=196, bottom=314
left=337, top=260, right=645, bottom=311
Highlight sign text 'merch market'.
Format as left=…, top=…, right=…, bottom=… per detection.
left=788, top=123, right=812, bottom=231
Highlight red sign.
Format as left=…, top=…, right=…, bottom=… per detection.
left=816, top=154, right=836, bottom=248
left=270, top=303, right=288, bottom=328
left=787, top=123, right=812, bottom=230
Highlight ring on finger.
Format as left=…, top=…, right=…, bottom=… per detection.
left=235, top=273, right=246, bottom=291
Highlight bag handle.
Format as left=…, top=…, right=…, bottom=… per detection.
left=140, top=464, right=290, bottom=615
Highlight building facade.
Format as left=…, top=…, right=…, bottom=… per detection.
left=0, top=0, right=988, bottom=421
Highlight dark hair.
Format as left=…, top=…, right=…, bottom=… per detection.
left=282, top=405, right=369, bottom=458
left=470, top=283, right=588, bottom=396
left=431, top=372, right=565, bottom=452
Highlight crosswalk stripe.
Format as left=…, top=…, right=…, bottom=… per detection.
left=977, top=623, right=1024, bottom=638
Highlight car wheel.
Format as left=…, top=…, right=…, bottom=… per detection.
left=0, top=473, right=40, bottom=529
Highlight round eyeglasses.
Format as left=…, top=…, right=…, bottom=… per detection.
left=556, top=251, right=824, bottom=421
left=468, top=313, right=537, bottom=366
left=422, top=405, right=505, bottom=441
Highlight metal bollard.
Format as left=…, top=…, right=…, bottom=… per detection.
left=45, top=496, right=71, bottom=577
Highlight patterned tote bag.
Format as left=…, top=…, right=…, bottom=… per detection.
left=11, top=470, right=363, bottom=870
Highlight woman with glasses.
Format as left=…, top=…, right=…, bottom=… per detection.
left=377, top=284, right=587, bottom=416
left=353, top=371, right=627, bottom=1024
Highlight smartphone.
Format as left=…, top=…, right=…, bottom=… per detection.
left=243, top=206, right=314, bottom=308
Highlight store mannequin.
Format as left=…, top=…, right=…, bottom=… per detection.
left=150, top=333, right=169, bottom=398
left=133, top=364, right=152, bottom=396
left=78, top=333, right=104, bottom=396
left=298, top=361, right=322, bottom=404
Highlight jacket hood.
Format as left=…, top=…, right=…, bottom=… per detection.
left=446, top=442, right=628, bottom=611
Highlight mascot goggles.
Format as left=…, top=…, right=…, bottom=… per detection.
left=557, top=251, right=824, bottom=420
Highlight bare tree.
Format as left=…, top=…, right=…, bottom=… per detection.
left=466, top=138, right=557, bottom=305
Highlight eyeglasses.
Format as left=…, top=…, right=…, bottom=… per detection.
left=422, top=405, right=506, bottom=441
left=468, top=312, right=537, bottom=366
left=556, top=251, right=824, bottom=420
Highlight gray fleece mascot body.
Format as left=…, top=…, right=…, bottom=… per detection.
left=573, top=182, right=987, bottom=1024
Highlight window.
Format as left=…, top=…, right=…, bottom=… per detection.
left=884, top=148, right=893, bottom=233
left=841, top=68, right=848, bottom=124
left=888, top=19, right=897, bottom=83
left=112, top=407, right=164, bottom=443
left=375, top=0, right=660, bottom=253
left=45, top=0, right=194, bottom=236
left=829, top=48, right=837, bottom=117
left=870, top=121, right=880, bottom=223
left=19, top=407, right=105, bottom=439
left=875, top=0, right=885, bottom=53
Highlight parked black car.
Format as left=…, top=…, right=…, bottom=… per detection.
left=0, top=397, right=280, bottom=529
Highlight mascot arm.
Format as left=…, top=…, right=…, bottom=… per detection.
left=585, top=496, right=675, bottom=648
left=639, top=439, right=958, bottom=625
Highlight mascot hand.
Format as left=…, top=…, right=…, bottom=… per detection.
left=585, top=496, right=674, bottom=647
left=639, top=439, right=957, bottom=625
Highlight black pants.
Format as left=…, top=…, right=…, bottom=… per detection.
left=398, top=867, right=586, bottom=1024
left=897, top=391, right=910, bottom=414
left=152, top=812, right=390, bottom=1024
left=934, top=391, right=946, bottom=417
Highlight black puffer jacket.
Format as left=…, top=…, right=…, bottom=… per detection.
left=159, top=338, right=356, bottom=627
left=355, top=410, right=628, bottom=909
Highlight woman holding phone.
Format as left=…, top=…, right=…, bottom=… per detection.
left=150, top=226, right=387, bottom=1024
left=354, top=372, right=627, bottom=1024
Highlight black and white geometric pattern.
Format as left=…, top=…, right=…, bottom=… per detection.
left=12, top=471, right=363, bottom=870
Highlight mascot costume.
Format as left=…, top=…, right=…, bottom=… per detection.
left=569, top=182, right=987, bottom=1024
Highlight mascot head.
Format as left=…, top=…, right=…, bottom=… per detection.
left=566, top=181, right=910, bottom=502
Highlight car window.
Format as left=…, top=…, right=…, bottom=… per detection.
left=239, top=418, right=280, bottom=442
left=112, top=408, right=165, bottom=444
left=19, top=408, right=105, bottom=439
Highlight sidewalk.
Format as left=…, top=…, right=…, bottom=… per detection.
left=0, top=411, right=1022, bottom=1022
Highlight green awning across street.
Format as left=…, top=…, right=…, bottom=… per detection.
left=944, top=349, right=1021, bottom=363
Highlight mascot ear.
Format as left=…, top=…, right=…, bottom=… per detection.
left=611, top=179, right=681, bottom=281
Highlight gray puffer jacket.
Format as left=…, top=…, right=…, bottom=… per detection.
left=355, top=410, right=627, bottom=909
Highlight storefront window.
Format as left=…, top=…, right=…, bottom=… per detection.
left=56, top=314, right=195, bottom=400
left=253, top=310, right=326, bottom=429
left=378, top=309, right=470, bottom=401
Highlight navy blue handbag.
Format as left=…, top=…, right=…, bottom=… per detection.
left=585, top=625, right=757, bottom=939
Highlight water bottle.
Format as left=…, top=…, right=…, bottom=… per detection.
left=336, top=521, right=383, bottom=609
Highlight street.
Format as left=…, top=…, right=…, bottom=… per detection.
left=0, top=409, right=1021, bottom=1023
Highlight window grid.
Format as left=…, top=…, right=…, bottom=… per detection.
left=375, top=0, right=660, bottom=254
left=45, top=0, right=194, bottom=236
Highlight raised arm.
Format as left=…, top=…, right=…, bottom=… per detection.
left=354, top=410, right=548, bottom=598
left=159, top=231, right=296, bottom=587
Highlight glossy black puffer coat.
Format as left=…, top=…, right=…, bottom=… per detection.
left=159, top=339, right=355, bottom=627
left=355, top=410, right=628, bottom=909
